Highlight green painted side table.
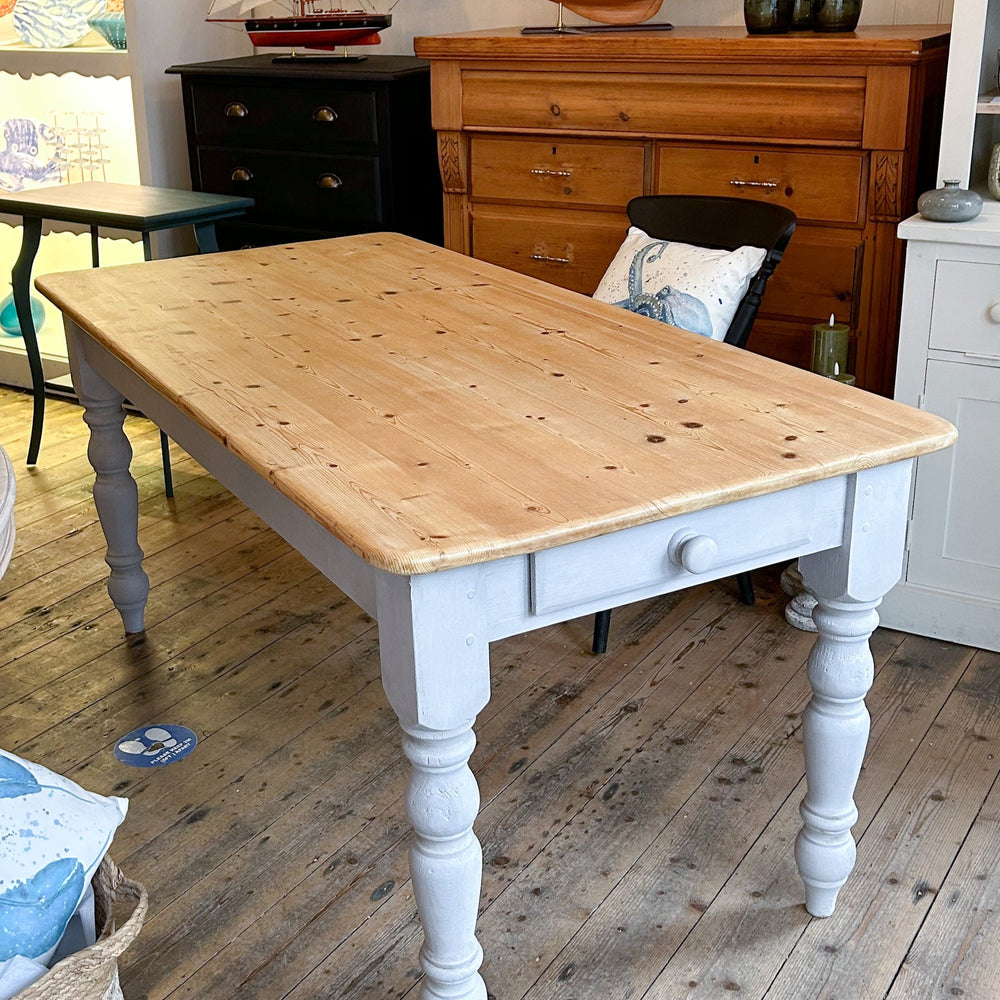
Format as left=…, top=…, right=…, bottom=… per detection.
left=0, top=182, right=253, bottom=495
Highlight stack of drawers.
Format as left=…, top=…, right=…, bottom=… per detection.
left=168, top=55, right=442, bottom=250
left=414, top=28, right=950, bottom=396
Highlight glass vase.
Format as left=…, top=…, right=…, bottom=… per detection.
left=811, top=0, right=861, bottom=32
left=744, top=0, right=793, bottom=34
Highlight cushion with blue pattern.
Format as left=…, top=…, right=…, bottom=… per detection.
left=594, top=226, right=767, bottom=341
left=0, top=749, right=127, bottom=966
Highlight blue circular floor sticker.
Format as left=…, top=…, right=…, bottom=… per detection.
left=114, top=725, right=198, bottom=767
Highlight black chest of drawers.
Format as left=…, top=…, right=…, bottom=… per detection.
left=167, top=55, right=442, bottom=249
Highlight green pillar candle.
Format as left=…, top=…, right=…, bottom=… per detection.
left=811, top=315, right=850, bottom=377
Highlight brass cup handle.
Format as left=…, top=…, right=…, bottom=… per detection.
left=530, top=168, right=572, bottom=178
left=224, top=102, right=248, bottom=118
left=730, top=178, right=779, bottom=190
left=313, top=106, right=338, bottom=122
left=530, top=252, right=571, bottom=265
left=317, top=173, right=343, bottom=189
left=230, top=167, right=253, bottom=182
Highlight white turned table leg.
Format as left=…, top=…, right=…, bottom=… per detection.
left=403, top=724, right=486, bottom=1000
left=375, top=567, right=491, bottom=1000
left=796, top=462, right=913, bottom=916
left=67, top=323, right=149, bottom=633
left=794, top=596, right=879, bottom=916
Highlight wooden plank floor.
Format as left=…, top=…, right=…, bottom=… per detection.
left=1, top=385, right=997, bottom=1000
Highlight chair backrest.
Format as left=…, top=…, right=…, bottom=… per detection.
left=626, top=195, right=796, bottom=349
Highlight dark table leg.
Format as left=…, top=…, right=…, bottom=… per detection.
left=11, top=216, right=45, bottom=466
left=193, top=222, right=220, bottom=254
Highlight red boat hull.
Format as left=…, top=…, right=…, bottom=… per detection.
left=246, top=26, right=384, bottom=48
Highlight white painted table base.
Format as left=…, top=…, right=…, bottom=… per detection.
left=67, top=320, right=915, bottom=1000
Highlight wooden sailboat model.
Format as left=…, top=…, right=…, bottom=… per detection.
left=206, top=0, right=392, bottom=51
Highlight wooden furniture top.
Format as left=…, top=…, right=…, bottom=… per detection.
left=36, top=233, right=955, bottom=576
left=0, top=182, right=253, bottom=231
left=413, top=24, right=951, bottom=64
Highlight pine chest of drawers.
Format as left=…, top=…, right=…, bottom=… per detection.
left=413, top=27, right=950, bottom=396
left=167, top=55, right=442, bottom=250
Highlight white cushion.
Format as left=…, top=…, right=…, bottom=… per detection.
left=594, top=226, right=767, bottom=341
left=0, top=749, right=127, bottom=966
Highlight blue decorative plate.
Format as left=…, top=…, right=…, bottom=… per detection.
left=87, top=11, right=126, bottom=48
left=13, top=0, right=107, bottom=48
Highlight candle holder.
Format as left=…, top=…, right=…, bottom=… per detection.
left=811, top=318, right=849, bottom=377
left=743, top=0, right=793, bottom=34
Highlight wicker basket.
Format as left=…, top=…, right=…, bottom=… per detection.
left=15, top=857, right=147, bottom=1000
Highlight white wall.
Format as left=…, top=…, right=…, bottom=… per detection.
left=380, top=0, right=955, bottom=56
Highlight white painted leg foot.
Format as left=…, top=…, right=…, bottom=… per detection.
left=403, top=723, right=487, bottom=1000
left=794, top=598, right=879, bottom=917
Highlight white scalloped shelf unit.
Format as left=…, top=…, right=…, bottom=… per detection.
left=0, top=43, right=129, bottom=79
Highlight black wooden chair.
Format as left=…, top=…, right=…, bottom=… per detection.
left=591, top=194, right=797, bottom=654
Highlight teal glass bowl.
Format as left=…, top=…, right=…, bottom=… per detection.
left=0, top=293, right=46, bottom=338
left=87, top=12, right=126, bottom=49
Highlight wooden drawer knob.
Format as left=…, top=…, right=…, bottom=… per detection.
left=224, top=102, right=248, bottom=118
left=668, top=530, right=718, bottom=575
left=313, top=106, right=338, bottom=122
left=317, top=173, right=343, bottom=189
left=230, top=167, right=253, bottom=183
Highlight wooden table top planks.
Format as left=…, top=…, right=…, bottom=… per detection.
left=35, top=232, right=955, bottom=576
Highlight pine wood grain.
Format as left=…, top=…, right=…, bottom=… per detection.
left=35, top=234, right=955, bottom=575
left=0, top=387, right=992, bottom=1000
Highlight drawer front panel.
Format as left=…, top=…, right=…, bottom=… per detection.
left=656, top=145, right=865, bottom=224
left=462, top=71, right=866, bottom=143
left=190, top=81, right=378, bottom=149
left=470, top=137, right=645, bottom=208
left=930, top=259, right=1000, bottom=358
left=531, top=478, right=846, bottom=616
left=762, top=227, right=862, bottom=325
left=472, top=205, right=627, bottom=295
left=197, top=148, right=382, bottom=226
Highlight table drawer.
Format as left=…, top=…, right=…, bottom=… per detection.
left=472, top=204, right=628, bottom=295
left=656, top=145, right=864, bottom=225
left=197, top=147, right=382, bottom=227
left=189, top=81, right=378, bottom=150
left=461, top=71, right=866, bottom=143
left=470, top=137, right=645, bottom=208
left=930, top=259, right=1000, bottom=357
left=531, top=478, right=847, bottom=616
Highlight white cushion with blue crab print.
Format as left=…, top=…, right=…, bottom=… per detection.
left=593, top=226, right=767, bottom=342
left=0, top=748, right=127, bottom=968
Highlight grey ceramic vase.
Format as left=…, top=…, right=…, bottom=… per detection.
left=917, top=180, right=983, bottom=223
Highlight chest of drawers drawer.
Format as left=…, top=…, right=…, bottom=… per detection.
left=461, top=71, right=866, bottom=143
left=656, top=145, right=865, bottom=225
left=197, top=147, right=382, bottom=228
left=472, top=204, right=628, bottom=294
left=188, top=81, right=379, bottom=151
left=929, top=259, right=1000, bottom=356
left=470, top=137, right=645, bottom=209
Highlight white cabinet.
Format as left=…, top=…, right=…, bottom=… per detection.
left=880, top=219, right=1000, bottom=650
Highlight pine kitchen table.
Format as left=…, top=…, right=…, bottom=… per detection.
left=36, top=233, right=955, bottom=1000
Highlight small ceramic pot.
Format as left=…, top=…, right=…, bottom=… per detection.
left=812, top=0, right=861, bottom=31
left=917, top=179, right=983, bottom=223
left=744, top=0, right=793, bottom=34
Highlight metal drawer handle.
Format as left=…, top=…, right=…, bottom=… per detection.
left=530, top=252, right=571, bottom=265
left=317, top=173, right=343, bottom=189
left=530, top=168, right=572, bottom=178
left=988, top=302, right=1000, bottom=323
left=230, top=167, right=253, bottom=182
left=224, top=102, right=248, bottom=118
left=313, top=106, right=338, bottom=122
left=730, top=179, right=779, bottom=190
left=668, top=530, right=718, bottom=575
